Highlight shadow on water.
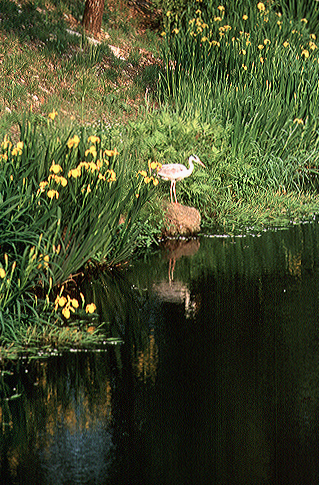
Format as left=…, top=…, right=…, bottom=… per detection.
left=2, top=223, right=319, bottom=484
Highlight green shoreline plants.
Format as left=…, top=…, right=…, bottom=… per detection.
left=0, top=112, right=158, bottom=353
left=159, top=0, right=319, bottom=222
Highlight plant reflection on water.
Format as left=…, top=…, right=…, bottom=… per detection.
left=2, top=222, right=319, bottom=484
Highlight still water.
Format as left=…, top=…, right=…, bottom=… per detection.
left=2, top=222, right=319, bottom=484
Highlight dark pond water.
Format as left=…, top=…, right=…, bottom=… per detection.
left=2, top=222, right=319, bottom=484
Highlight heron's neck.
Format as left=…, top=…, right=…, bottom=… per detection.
left=188, top=158, right=195, bottom=174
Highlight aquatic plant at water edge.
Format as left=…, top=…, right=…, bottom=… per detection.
left=0, top=114, right=158, bottom=346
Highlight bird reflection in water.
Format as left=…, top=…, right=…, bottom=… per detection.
left=153, top=239, right=201, bottom=318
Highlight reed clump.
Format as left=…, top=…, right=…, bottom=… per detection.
left=0, top=113, right=158, bottom=349
left=159, top=0, right=319, bottom=225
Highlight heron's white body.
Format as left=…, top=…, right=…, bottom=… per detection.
left=158, top=155, right=205, bottom=204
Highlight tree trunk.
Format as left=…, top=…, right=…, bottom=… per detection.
left=82, top=0, right=105, bottom=36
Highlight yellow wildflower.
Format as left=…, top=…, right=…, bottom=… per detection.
left=68, top=167, right=82, bottom=178
left=202, top=36, right=208, bottom=42
left=86, top=303, right=97, bottom=314
left=11, top=147, right=22, bottom=156
left=217, top=5, right=225, bottom=11
left=310, top=34, right=316, bottom=40
left=52, top=175, right=67, bottom=187
left=87, top=135, right=100, bottom=144
left=264, top=38, right=271, bottom=45
left=138, top=170, right=148, bottom=177
left=301, top=18, right=308, bottom=23
left=161, top=32, right=166, bottom=37
left=67, top=135, right=80, bottom=149
left=71, top=299, right=79, bottom=309
left=242, top=64, right=248, bottom=70
left=195, top=9, right=201, bottom=14
left=144, top=176, right=151, bottom=184
left=104, top=149, right=119, bottom=157
left=189, top=19, right=195, bottom=25
left=257, top=2, right=265, bottom=11
left=43, top=255, right=50, bottom=268
left=38, top=181, right=48, bottom=193
left=1, top=136, right=12, bottom=150
left=309, top=41, right=317, bottom=50
left=47, top=189, right=59, bottom=199
left=50, top=161, right=62, bottom=174
left=258, top=44, right=264, bottom=50
left=88, top=162, right=98, bottom=172
left=260, top=57, right=264, bottom=64
left=243, top=14, right=248, bottom=20
left=240, top=49, right=246, bottom=55
left=214, top=16, right=222, bottom=21
left=85, top=145, right=97, bottom=157
left=48, top=110, right=58, bottom=120
left=62, top=306, right=71, bottom=319
left=0, top=268, right=6, bottom=278
left=17, top=141, right=24, bottom=151
left=55, top=295, right=67, bottom=307
left=283, top=41, right=289, bottom=48
left=107, top=169, right=116, bottom=182
left=153, top=178, right=159, bottom=186
left=301, top=49, right=310, bottom=58
left=166, top=10, right=171, bottom=16
left=172, top=28, right=179, bottom=34
left=294, top=118, right=304, bottom=124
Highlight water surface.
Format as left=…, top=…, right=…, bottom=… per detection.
left=1, top=223, right=319, bottom=484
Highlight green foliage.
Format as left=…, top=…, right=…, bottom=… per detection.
left=0, top=114, right=158, bottom=344
left=127, top=107, right=225, bottom=162
left=157, top=0, right=319, bottom=224
left=152, top=0, right=197, bottom=16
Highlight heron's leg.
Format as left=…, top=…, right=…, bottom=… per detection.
left=173, top=181, right=178, bottom=204
left=170, top=182, right=174, bottom=204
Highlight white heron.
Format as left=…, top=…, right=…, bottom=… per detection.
left=157, top=155, right=206, bottom=204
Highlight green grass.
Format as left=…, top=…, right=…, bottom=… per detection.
left=0, top=0, right=163, bottom=130
left=158, top=0, right=319, bottom=225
